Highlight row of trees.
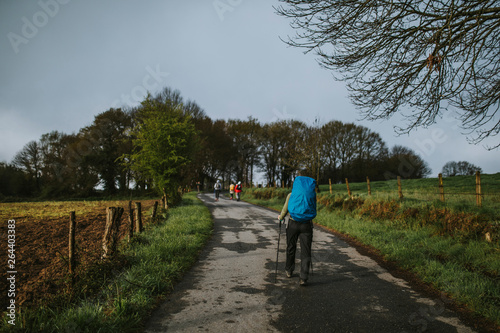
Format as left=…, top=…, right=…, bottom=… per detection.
left=442, top=161, right=483, bottom=177
left=2, top=87, right=438, bottom=200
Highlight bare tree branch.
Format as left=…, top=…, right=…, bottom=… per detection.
left=276, top=0, right=500, bottom=148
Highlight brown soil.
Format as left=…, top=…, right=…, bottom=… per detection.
left=0, top=200, right=159, bottom=310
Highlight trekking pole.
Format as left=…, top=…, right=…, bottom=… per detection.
left=310, top=255, right=314, bottom=276
left=310, top=222, right=313, bottom=276
left=274, top=218, right=283, bottom=283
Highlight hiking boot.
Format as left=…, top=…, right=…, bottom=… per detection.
left=299, top=279, right=307, bottom=286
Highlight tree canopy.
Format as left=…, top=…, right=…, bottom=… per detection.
left=127, top=92, right=197, bottom=203
left=276, top=0, right=500, bottom=148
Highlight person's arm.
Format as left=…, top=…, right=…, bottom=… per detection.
left=278, top=193, right=291, bottom=220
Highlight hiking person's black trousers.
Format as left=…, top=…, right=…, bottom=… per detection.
left=285, top=219, right=313, bottom=280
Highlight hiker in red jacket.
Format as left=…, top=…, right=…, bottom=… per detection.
left=235, top=181, right=242, bottom=201
left=278, top=175, right=317, bottom=286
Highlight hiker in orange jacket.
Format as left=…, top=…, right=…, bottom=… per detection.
left=229, top=182, right=235, bottom=200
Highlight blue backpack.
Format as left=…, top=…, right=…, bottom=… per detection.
left=288, top=176, right=317, bottom=222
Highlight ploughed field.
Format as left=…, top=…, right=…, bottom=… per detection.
left=0, top=199, right=158, bottom=309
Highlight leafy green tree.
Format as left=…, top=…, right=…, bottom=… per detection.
left=127, top=94, right=197, bottom=204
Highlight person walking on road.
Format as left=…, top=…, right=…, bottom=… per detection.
left=214, top=180, right=222, bottom=201
left=229, top=182, right=235, bottom=200
left=278, top=175, right=317, bottom=286
left=235, top=181, right=242, bottom=201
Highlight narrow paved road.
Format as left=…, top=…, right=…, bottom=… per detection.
left=145, top=194, right=477, bottom=332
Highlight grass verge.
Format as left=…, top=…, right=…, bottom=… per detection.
left=1, top=192, right=212, bottom=333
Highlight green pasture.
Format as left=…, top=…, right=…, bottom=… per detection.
left=319, top=173, right=500, bottom=213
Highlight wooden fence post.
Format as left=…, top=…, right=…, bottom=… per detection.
left=345, top=178, right=351, bottom=197
left=397, top=176, right=404, bottom=199
left=135, top=202, right=143, bottom=233
left=102, top=207, right=124, bottom=259
left=69, top=211, right=76, bottom=274
left=151, top=201, right=158, bottom=222
left=162, top=188, right=168, bottom=209
left=366, top=176, right=371, bottom=196
left=329, top=179, right=332, bottom=194
left=128, top=201, right=134, bottom=242
left=476, top=171, right=482, bottom=207
left=438, top=173, right=445, bottom=202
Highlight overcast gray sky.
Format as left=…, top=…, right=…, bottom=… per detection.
left=1, top=0, right=498, bottom=177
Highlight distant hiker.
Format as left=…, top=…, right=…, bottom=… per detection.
left=229, top=182, right=235, bottom=200
left=278, top=175, right=317, bottom=286
left=235, top=181, right=242, bottom=201
left=214, top=180, right=222, bottom=201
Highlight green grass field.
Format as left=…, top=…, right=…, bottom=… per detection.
left=320, top=173, right=500, bottom=214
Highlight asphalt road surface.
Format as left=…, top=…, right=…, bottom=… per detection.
left=145, top=193, right=478, bottom=333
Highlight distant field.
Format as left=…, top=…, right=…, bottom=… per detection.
left=0, top=199, right=154, bottom=223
